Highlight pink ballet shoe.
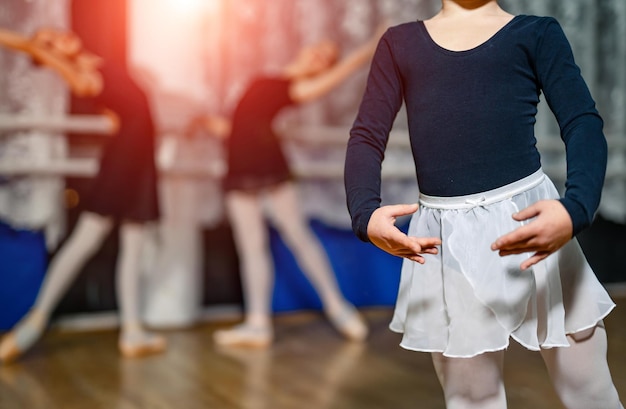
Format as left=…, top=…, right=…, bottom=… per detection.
left=118, top=333, right=167, bottom=358
left=0, top=333, right=23, bottom=364
left=213, top=324, right=273, bottom=348
left=326, top=304, right=368, bottom=342
left=0, top=309, right=47, bottom=364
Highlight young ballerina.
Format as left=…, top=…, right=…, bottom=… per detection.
left=345, top=1, right=623, bottom=408
left=190, top=28, right=386, bottom=348
left=0, top=29, right=166, bottom=362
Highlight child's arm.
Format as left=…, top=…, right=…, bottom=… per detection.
left=493, top=18, right=606, bottom=270
left=0, top=28, right=102, bottom=97
left=345, top=29, right=400, bottom=242
left=368, top=203, right=441, bottom=264
left=289, top=24, right=386, bottom=104
left=0, top=28, right=31, bottom=52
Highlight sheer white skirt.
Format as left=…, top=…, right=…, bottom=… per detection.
left=389, top=169, right=616, bottom=358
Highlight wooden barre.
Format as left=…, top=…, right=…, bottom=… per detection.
left=0, top=114, right=112, bottom=134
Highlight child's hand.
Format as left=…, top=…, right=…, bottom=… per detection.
left=205, top=115, right=232, bottom=139
left=101, top=108, right=120, bottom=134
left=184, top=115, right=231, bottom=140
left=367, top=204, right=441, bottom=263
left=491, top=199, right=573, bottom=270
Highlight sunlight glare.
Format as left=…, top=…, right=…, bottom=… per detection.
left=165, top=0, right=218, bottom=15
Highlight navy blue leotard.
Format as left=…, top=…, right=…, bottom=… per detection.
left=345, top=15, right=607, bottom=241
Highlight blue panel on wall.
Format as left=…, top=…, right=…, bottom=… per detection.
left=270, top=219, right=405, bottom=312
left=0, top=221, right=46, bottom=330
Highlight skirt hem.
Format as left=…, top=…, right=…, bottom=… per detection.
left=390, top=303, right=615, bottom=358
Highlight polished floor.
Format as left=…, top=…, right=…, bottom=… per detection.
left=0, top=301, right=624, bottom=409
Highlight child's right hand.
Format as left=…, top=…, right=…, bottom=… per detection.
left=101, top=108, right=120, bottom=135
left=367, top=203, right=441, bottom=264
left=184, top=115, right=231, bottom=140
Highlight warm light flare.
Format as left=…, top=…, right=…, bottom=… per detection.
left=165, top=0, right=219, bottom=15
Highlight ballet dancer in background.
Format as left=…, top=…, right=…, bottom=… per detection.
left=345, top=0, right=623, bottom=408
left=0, top=28, right=166, bottom=362
left=189, top=26, right=386, bottom=348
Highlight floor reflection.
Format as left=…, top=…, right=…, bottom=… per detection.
left=0, top=363, right=52, bottom=407
left=215, top=341, right=365, bottom=409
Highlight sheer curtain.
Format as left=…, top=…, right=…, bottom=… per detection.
left=180, top=0, right=626, bottom=227
left=2, top=1, right=623, bottom=240
left=0, top=0, right=70, bottom=248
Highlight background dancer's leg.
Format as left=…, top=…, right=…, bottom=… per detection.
left=0, top=212, right=112, bottom=363
left=116, top=221, right=166, bottom=358
left=214, top=191, right=273, bottom=348
left=266, top=182, right=367, bottom=341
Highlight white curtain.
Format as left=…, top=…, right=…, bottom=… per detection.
left=4, top=0, right=621, bottom=238
left=0, top=0, right=70, bottom=248
left=154, top=0, right=624, bottom=228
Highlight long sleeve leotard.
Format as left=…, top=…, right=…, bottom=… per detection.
left=345, top=15, right=607, bottom=242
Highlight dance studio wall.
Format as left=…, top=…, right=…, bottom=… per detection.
left=2, top=0, right=625, bottom=323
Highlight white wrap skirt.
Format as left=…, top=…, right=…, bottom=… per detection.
left=389, top=169, right=616, bottom=358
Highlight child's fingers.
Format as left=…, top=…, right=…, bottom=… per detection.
left=520, top=251, right=550, bottom=270
left=511, top=202, right=541, bottom=222
left=415, top=237, right=442, bottom=248
left=407, top=255, right=426, bottom=264
left=491, top=224, right=535, bottom=252
left=386, top=203, right=419, bottom=218
left=397, top=236, right=423, bottom=255
left=396, top=237, right=440, bottom=259
left=406, top=236, right=440, bottom=253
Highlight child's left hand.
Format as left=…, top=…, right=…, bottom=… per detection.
left=490, top=199, right=573, bottom=270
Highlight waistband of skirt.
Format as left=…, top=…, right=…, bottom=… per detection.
left=419, top=169, right=545, bottom=210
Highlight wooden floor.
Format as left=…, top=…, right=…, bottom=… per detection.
left=1, top=300, right=624, bottom=409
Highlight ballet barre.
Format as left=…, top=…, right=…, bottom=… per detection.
left=0, top=114, right=114, bottom=177
left=0, top=121, right=624, bottom=180
left=0, top=159, right=98, bottom=177
left=0, top=114, right=113, bottom=134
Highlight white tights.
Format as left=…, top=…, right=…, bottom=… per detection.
left=0, top=210, right=166, bottom=361
left=431, top=324, right=622, bottom=409
left=35, top=211, right=148, bottom=334
left=225, top=182, right=348, bottom=327
left=541, top=324, right=623, bottom=409
left=35, top=212, right=112, bottom=315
